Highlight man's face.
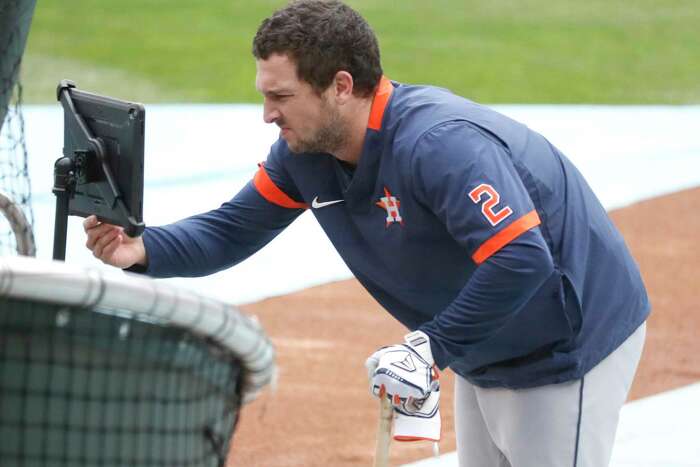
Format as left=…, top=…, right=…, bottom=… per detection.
left=255, top=54, right=347, bottom=154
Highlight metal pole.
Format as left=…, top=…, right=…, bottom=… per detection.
left=52, top=156, right=74, bottom=261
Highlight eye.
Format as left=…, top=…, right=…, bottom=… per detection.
left=265, top=93, right=293, bottom=104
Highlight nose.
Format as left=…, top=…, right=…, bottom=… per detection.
left=263, top=99, right=281, bottom=124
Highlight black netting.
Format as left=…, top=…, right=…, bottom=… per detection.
left=0, top=298, right=244, bottom=467
left=1, top=0, right=36, bottom=256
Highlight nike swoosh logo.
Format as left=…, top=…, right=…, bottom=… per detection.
left=312, top=196, right=344, bottom=209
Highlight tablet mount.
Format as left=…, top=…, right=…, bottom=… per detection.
left=53, top=80, right=145, bottom=261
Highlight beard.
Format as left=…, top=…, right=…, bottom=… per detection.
left=285, top=99, right=348, bottom=155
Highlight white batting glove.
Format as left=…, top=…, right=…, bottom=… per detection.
left=365, top=330, right=441, bottom=442
left=365, top=330, right=439, bottom=409
left=394, top=385, right=441, bottom=442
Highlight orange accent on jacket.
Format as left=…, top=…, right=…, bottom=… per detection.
left=472, top=210, right=541, bottom=264
left=367, top=76, right=394, bottom=131
left=253, top=163, right=308, bottom=209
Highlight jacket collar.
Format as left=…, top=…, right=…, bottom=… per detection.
left=343, top=76, right=396, bottom=209
left=367, top=76, right=394, bottom=131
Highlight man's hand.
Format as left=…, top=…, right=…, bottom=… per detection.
left=83, top=215, right=147, bottom=269
left=366, top=330, right=442, bottom=442
left=365, top=330, right=439, bottom=412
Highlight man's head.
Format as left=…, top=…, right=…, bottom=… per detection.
left=252, top=0, right=382, bottom=98
left=252, top=1, right=382, bottom=156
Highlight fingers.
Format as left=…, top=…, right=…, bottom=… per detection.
left=365, top=355, right=380, bottom=382
left=84, top=217, right=123, bottom=251
left=92, top=228, right=122, bottom=259
left=82, top=215, right=99, bottom=231
left=367, top=347, right=392, bottom=395
left=365, top=355, right=380, bottom=372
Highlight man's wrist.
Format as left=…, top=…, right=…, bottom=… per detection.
left=136, top=236, right=148, bottom=267
left=124, top=236, right=148, bottom=273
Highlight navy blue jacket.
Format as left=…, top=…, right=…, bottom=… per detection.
left=141, top=78, right=649, bottom=388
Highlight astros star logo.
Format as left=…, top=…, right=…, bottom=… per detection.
left=375, top=187, right=403, bottom=227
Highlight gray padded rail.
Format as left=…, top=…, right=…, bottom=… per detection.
left=0, top=255, right=275, bottom=403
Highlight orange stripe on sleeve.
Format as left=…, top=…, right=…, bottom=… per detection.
left=394, top=435, right=440, bottom=442
left=253, top=163, right=308, bottom=209
left=367, top=76, right=394, bottom=131
left=472, top=210, right=541, bottom=264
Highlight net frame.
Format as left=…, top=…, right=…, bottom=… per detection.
left=0, top=256, right=276, bottom=466
left=0, top=256, right=275, bottom=402
left=0, top=189, right=35, bottom=256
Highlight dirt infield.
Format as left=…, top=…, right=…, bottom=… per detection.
left=229, top=186, right=700, bottom=467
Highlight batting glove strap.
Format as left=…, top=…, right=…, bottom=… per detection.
left=404, top=330, right=435, bottom=367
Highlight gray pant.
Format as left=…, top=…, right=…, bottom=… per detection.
left=455, top=322, right=646, bottom=467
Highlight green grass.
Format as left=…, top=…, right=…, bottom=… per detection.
left=22, top=0, right=700, bottom=104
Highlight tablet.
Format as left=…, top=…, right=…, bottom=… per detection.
left=58, top=80, right=145, bottom=237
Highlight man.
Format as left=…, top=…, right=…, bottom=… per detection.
left=84, top=1, right=649, bottom=465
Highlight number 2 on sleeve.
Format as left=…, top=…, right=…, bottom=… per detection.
left=469, top=183, right=513, bottom=226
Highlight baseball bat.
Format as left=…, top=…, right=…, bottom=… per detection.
left=374, top=386, right=393, bottom=467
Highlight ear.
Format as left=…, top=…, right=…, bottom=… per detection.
left=332, top=71, right=354, bottom=104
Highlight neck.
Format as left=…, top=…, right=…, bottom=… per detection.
left=332, top=97, right=373, bottom=165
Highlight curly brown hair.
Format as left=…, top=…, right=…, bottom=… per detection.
left=252, top=0, right=383, bottom=97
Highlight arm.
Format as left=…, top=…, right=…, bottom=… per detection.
left=410, top=122, right=572, bottom=370
left=85, top=143, right=307, bottom=278
left=141, top=180, right=304, bottom=278
left=419, top=230, right=571, bottom=370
